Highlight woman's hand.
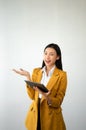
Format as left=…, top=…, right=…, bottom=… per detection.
left=34, top=87, right=52, bottom=105
left=12, top=68, right=31, bottom=80
left=34, top=86, right=50, bottom=99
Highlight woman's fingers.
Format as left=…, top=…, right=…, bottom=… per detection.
left=34, top=86, right=50, bottom=98
left=13, top=68, right=26, bottom=75
left=12, top=69, right=19, bottom=74
left=20, top=68, right=23, bottom=71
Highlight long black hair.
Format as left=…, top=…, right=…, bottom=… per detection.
left=41, top=43, right=63, bottom=70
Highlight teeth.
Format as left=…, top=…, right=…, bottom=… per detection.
left=46, top=60, right=50, bottom=62
left=46, top=61, right=50, bottom=63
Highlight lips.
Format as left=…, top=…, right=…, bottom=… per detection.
left=45, top=60, right=51, bottom=64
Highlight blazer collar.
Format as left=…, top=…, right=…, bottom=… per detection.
left=37, top=67, right=60, bottom=90
left=46, top=68, right=59, bottom=90
left=36, top=68, right=60, bottom=102
left=40, top=68, right=60, bottom=103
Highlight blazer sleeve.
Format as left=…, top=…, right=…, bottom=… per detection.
left=47, top=72, right=67, bottom=108
left=26, top=68, right=40, bottom=100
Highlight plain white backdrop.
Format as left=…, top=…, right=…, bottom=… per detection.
left=0, top=0, right=86, bottom=130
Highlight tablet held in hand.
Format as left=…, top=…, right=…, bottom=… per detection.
left=25, top=80, right=49, bottom=93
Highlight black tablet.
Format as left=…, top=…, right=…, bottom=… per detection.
left=25, top=80, right=48, bottom=93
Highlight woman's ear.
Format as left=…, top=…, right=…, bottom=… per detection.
left=56, top=56, right=60, bottom=60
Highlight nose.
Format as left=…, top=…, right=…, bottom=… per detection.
left=46, top=54, right=50, bottom=59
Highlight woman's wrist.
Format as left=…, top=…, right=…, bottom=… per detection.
left=26, top=73, right=31, bottom=81
left=46, top=96, right=52, bottom=106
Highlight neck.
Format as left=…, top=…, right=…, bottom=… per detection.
left=45, top=65, right=55, bottom=75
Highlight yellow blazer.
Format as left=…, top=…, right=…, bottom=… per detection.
left=25, top=67, right=67, bottom=130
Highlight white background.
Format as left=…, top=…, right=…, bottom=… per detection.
left=0, top=0, right=86, bottom=130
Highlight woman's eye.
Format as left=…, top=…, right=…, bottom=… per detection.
left=44, top=52, right=54, bottom=56
left=50, top=53, right=54, bottom=56
left=44, top=52, right=47, bottom=55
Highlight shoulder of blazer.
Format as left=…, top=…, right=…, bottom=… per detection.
left=32, top=67, right=42, bottom=74
left=32, top=67, right=67, bottom=77
left=53, top=68, right=67, bottom=77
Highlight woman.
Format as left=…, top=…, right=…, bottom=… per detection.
left=13, top=43, right=67, bottom=130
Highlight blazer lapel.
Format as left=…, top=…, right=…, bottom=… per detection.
left=46, top=68, right=59, bottom=90
left=41, top=68, right=60, bottom=103
left=36, top=69, right=43, bottom=82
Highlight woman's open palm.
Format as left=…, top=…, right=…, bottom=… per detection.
left=13, top=68, right=30, bottom=79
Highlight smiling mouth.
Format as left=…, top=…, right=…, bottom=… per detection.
left=45, top=60, right=51, bottom=64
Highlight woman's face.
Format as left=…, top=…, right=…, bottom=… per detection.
left=43, top=47, right=59, bottom=68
